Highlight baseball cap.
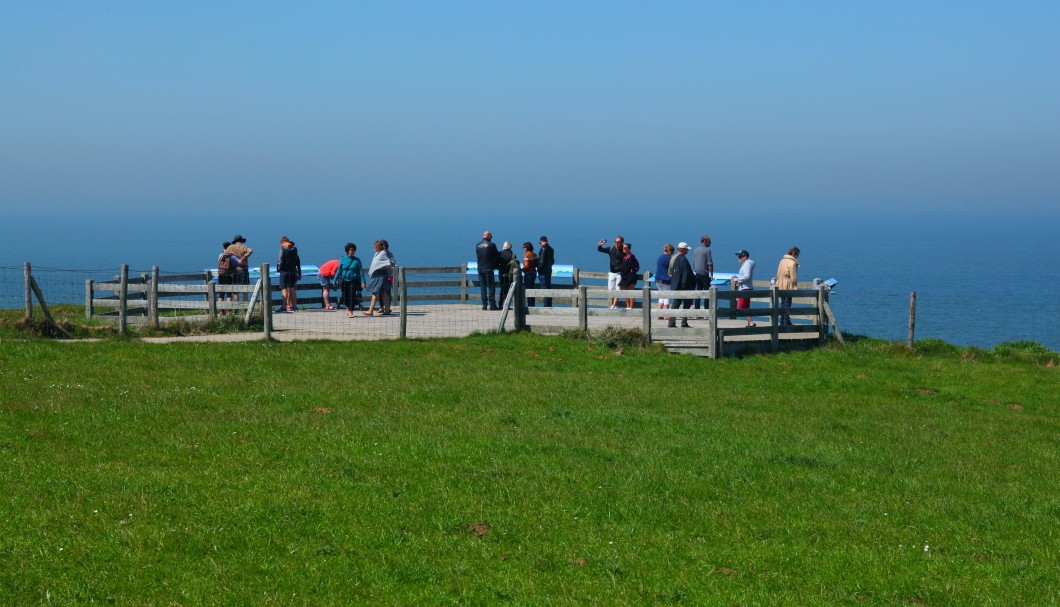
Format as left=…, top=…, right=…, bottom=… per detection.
left=735, top=249, right=749, bottom=257
left=677, top=242, right=690, bottom=249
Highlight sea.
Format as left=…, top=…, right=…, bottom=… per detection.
left=4, top=208, right=1058, bottom=352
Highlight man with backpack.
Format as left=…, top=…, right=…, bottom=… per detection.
left=222, top=235, right=253, bottom=301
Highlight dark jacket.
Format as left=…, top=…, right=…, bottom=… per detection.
left=476, top=239, right=499, bottom=271
left=537, top=243, right=555, bottom=274
left=669, top=253, right=695, bottom=291
left=278, top=244, right=301, bottom=278
left=620, top=253, right=640, bottom=287
left=498, top=249, right=518, bottom=278
left=597, top=244, right=624, bottom=272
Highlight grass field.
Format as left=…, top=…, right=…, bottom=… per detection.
left=1, top=333, right=1057, bottom=605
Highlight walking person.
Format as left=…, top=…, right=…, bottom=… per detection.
left=475, top=231, right=500, bottom=310
left=597, top=235, right=625, bottom=308
left=277, top=236, right=302, bottom=312
left=734, top=249, right=756, bottom=327
left=655, top=243, right=674, bottom=320
left=521, top=242, right=538, bottom=308
left=693, top=235, right=714, bottom=314
left=619, top=242, right=640, bottom=309
left=336, top=243, right=366, bottom=318
left=537, top=235, right=555, bottom=307
left=774, top=246, right=800, bottom=326
left=667, top=242, right=695, bottom=328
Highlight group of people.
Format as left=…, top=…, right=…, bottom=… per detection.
left=475, top=231, right=555, bottom=310
left=217, top=231, right=801, bottom=325
left=602, top=235, right=801, bottom=328
left=215, top=234, right=397, bottom=318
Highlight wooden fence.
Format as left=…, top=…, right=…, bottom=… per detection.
left=509, top=282, right=839, bottom=358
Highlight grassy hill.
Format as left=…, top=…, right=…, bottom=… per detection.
left=1, top=333, right=1056, bottom=605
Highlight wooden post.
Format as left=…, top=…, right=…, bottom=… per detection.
left=770, top=286, right=779, bottom=352
left=149, top=266, right=160, bottom=329
left=816, top=288, right=826, bottom=346
left=460, top=262, right=468, bottom=304
left=908, top=291, right=917, bottom=348
left=578, top=285, right=588, bottom=331
left=244, top=279, right=261, bottom=326
left=24, top=262, right=32, bottom=318
left=572, top=267, right=580, bottom=308
left=207, top=281, right=217, bottom=321
left=29, top=277, right=56, bottom=325
left=118, top=264, right=129, bottom=336
left=708, top=287, right=718, bottom=358
left=85, top=279, right=94, bottom=319
left=261, top=264, right=272, bottom=340
left=514, top=279, right=526, bottom=331
left=399, top=266, right=408, bottom=339
left=641, top=284, right=651, bottom=338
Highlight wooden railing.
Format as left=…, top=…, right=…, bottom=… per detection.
left=509, top=283, right=838, bottom=358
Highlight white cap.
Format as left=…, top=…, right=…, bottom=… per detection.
left=677, top=242, right=690, bottom=250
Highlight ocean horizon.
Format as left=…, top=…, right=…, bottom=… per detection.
left=5, top=208, right=1059, bottom=352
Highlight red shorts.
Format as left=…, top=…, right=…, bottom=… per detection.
left=737, top=297, right=750, bottom=309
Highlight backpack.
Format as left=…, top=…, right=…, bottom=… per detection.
left=217, top=252, right=232, bottom=276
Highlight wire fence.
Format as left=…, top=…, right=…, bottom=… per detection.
left=3, top=263, right=612, bottom=342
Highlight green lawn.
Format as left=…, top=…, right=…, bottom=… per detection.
left=1, top=334, right=1057, bottom=606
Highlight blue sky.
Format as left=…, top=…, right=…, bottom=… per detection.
left=2, top=1, right=1058, bottom=216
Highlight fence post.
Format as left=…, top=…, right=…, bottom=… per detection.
left=399, top=266, right=408, bottom=339
left=514, top=279, right=526, bottom=331
left=641, top=284, right=651, bottom=338
left=149, top=266, right=160, bottom=329
left=572, top=267, right=580, bottom=308
left=907, top=290, right=915, bottom=347
left=85, top=279, right=94, bottom=319
left=709, top=287, right=719, bottom=358
left=118, top=264, right=129, bottom=336
left=207, top=281, right=217, bottom=321
left=817, top=288, right=826, bottom=346
left=262, top=264, right=272, bottom=340
left=578, top=285, right=588, bottom=331
left=24, top=262, right=32, bottom=319
left=460, top=262, right=468, bottom=304
left=770, top=286, right=779, bottom=352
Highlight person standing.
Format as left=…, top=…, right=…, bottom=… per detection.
left=667, top=242, right=695, bottom=328
left=693, top=235, right=714, bottom=313
left=734, top=249, right=756, bottom=327
left=364, top=240, right=394, bottom=316
left=537, top=235, right=555, bottom=308
left=521, top=242, right=538, bottom=308
left=223, top=234, right=253, bottom=301
left=597, top=235, right=625, bottom=308
left=655, top=243, right=674, bottom=320
left=276, top=236, right=302, bottom=312
left=497, top=241, right=518, bottom=307
left=774, top=246, right=800, bottom=326
left=336, top=243, right=366, bottom=318
left=476, top=231, right=500, bottom=310
left=619, top=242, right=640, bottom=309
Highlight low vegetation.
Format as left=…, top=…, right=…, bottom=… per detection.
left=0, top=305, right=261, bottom=340
left=1, top=329, right=1057, bottom=605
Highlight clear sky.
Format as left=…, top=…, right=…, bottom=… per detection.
left=2, top=1, right=1058, bottom=216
